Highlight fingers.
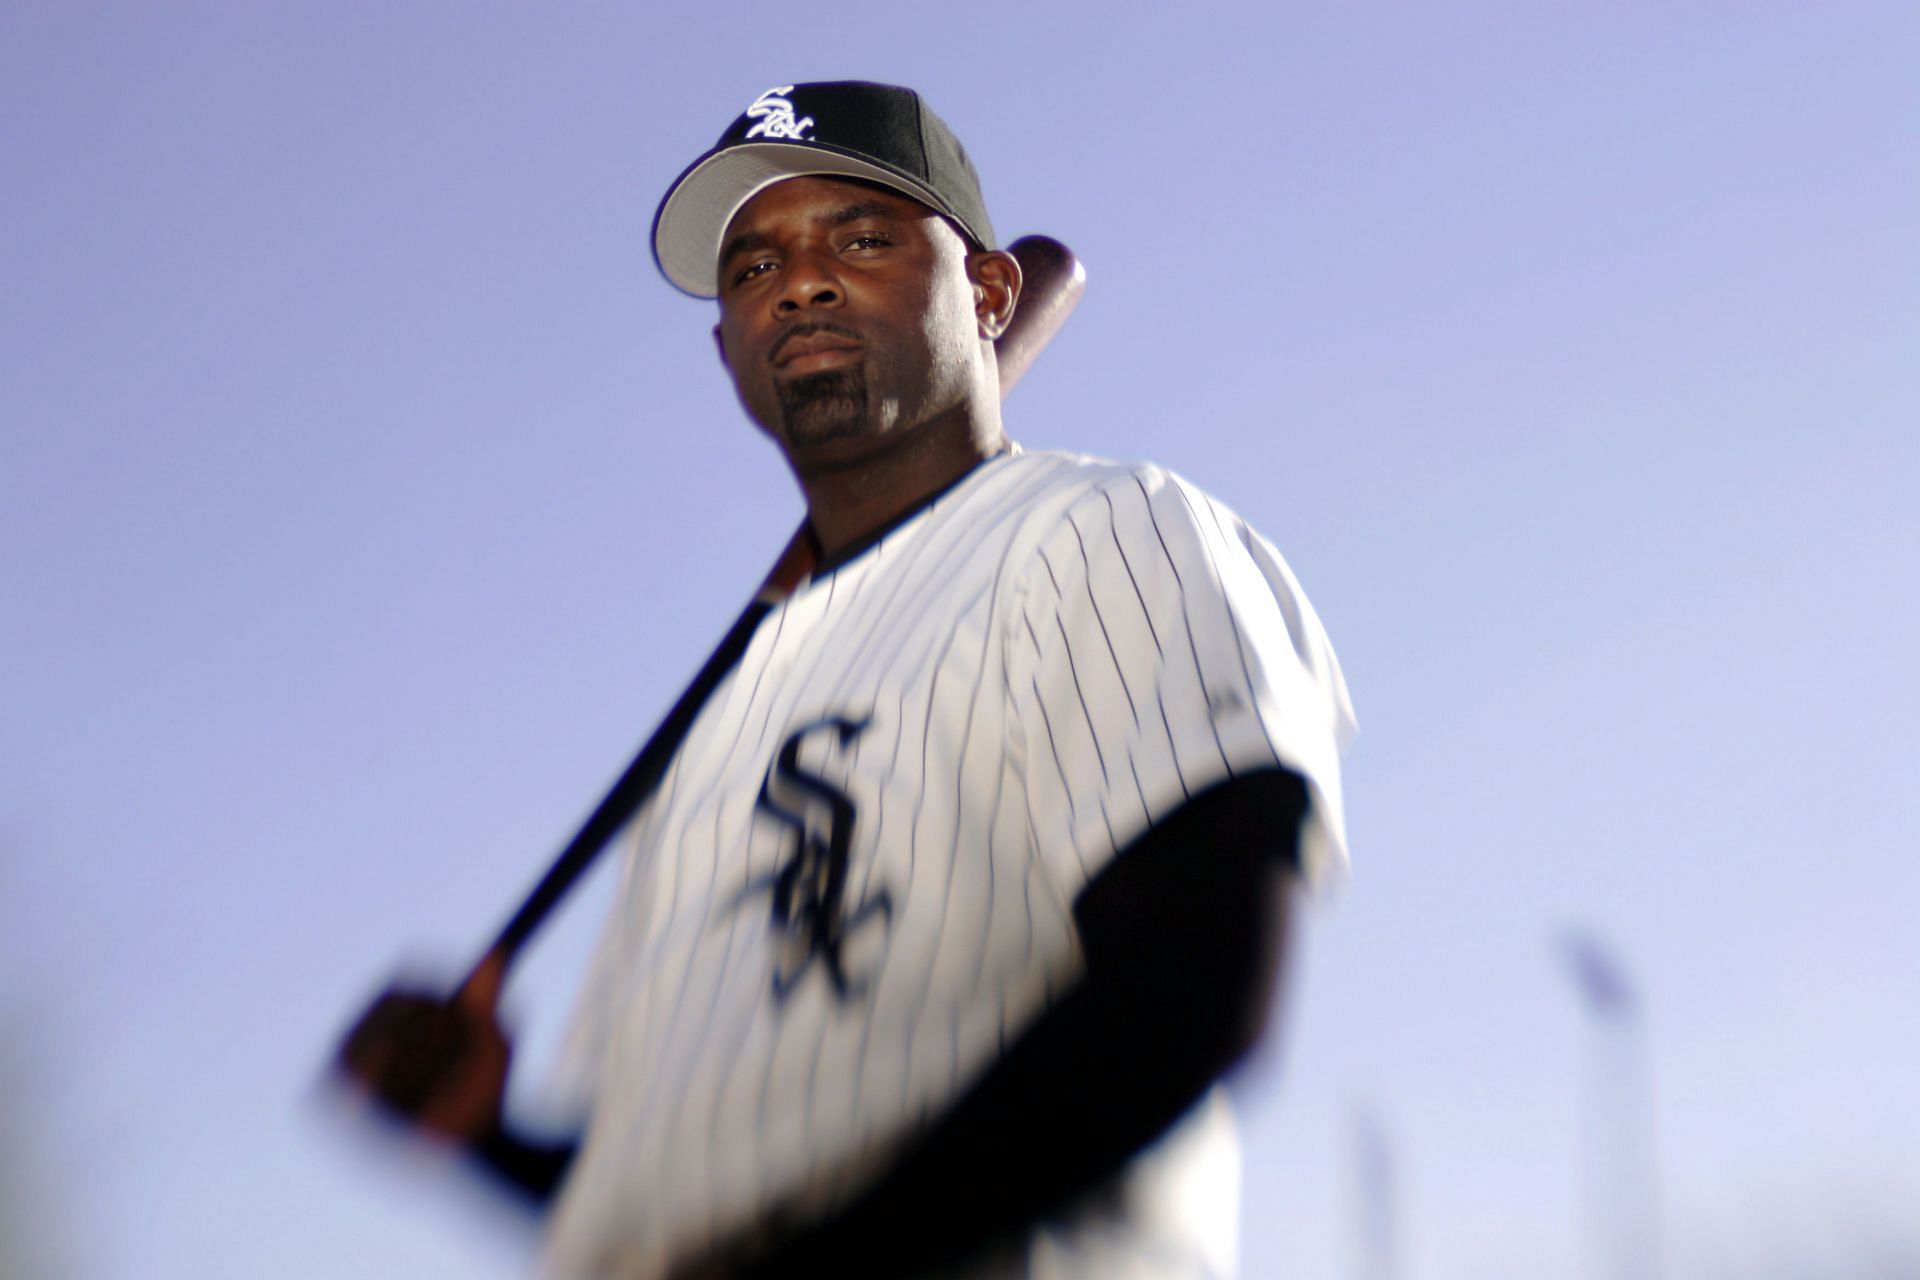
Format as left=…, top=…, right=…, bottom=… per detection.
left=335, top=980, right=510, bottom=1142
left=339, top=993, right=461, bottom=1106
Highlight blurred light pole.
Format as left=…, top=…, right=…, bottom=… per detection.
left=1559, top=929, right=1665, bottom=1280
left=1348, top=1105, right=1398, bottom=1280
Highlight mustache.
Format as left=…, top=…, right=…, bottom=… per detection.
left=768, top=321, right=865, bottom=367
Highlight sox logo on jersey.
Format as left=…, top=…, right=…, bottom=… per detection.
left=546, top=448, right=1354, bottom=1279
left=741, top=715, right=894, bottom=1002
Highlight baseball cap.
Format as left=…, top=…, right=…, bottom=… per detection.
left=653, top=81, right=997, bottom=298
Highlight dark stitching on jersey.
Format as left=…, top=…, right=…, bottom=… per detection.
left=840, top=664, right=913, bottom=1126
left=946, top=551, right=1016, bottom=1031
left=826, top=562, right=1003, bottom=914
left=1054, top=612, right=1110, bottom=786
left=659, top=823, right=779, bottom=1214
left=1096, top=787, right=1120, bottom=870
left=1086, top=505, right=1154, bottom=831
left=814, top=453, right=1053, bottom=696
left=1021, top=608, right=1043, bottom=660
left=1155, top=684, right=1192, bottom=803
left=1096, top=520, right=1157, bottom=828
left=740, top=733, right=886, bottom=1171
left=892, top=587, right=972, bottom=1106
left=1134, top=474, right=1234, bottom=778
left=645, top=752, right=687, bottom=951
left=650, top=566, right=877, bottom=1168
left=1039, top=674, right=1097, bottom=886
left=824, top=510, right=1028, bottom=1143
left=1127, top=752, right=1155, bottom=829
left=1105, top=480, right=1189, bottom=809
left=1102, top=487, right=1162, bottom=656
left=840, top=540, right=885, bottom=922
left=1178, top=484, right=1284, bottom=769
left=1036, top=542, right=1113, bottom=796
left=601, top=456, right=1159, bottom=1226
left=640, top=606, right=796, bottom=1115
left=1067, top=510, right=1140, bottom=728
left=1037, top=543, right=1063, bottom=598
left=806, top=463, right=1081, bottom=1129
left=1028, top=672, right=1079, bottom=830
left=726, top=555, right=898, bottom=1177
left=649, top=598, right=788, bottom=968
left=704, top=825, right=789, bottom=1218
left=1019, top=849, right=1036, bottom=975
left=906, top=541, right=1029, bottom=1082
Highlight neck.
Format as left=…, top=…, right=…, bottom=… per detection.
left=792, top=403, right=1008, bottom=560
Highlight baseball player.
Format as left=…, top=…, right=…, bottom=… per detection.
left=339, top=81, right=1355, bottom=1279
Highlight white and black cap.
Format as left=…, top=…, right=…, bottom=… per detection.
left=653, top=81, right=997, bottom=298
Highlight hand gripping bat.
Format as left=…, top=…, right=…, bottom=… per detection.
left=381, top=237, right=1086, bottom=1013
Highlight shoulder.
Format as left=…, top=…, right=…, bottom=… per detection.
left=994, top=449, right=1253, bottom=550
left=1006, top=446, right=1262, bottom=519
left=999, top=447, right=1189, bottom=504
left=996, top=449, right=1281, bottom=591
left=986, top=452, right=1341, bottom=686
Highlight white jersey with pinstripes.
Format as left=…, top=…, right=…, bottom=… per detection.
left=544, top=448, right=1356, bottom=1279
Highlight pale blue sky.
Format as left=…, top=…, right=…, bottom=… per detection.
left=3, top=4, right=1915, bottom=1277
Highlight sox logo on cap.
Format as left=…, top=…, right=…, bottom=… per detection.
left=744, top=86, right=814, bottom=141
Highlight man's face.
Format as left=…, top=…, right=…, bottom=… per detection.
left=713, top=175, right=984, bottom=470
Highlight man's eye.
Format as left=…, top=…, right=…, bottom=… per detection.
left=733, top=260, right=776, bottom=285
left=846, top=234, right=892, bottom=251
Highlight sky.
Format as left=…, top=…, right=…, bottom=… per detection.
left=2, top=3, right=1916, bottom=1277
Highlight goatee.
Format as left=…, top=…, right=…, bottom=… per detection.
left=777, top=369, right=871, bottom=445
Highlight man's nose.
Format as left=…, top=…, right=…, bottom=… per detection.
left=774, top=250, right=842, bottom=314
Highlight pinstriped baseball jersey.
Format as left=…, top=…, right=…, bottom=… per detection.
left=545, top=448, right=1355, bottom=1279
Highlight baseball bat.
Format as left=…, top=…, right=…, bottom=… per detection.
left=457, top=236, right=1085, bottom=993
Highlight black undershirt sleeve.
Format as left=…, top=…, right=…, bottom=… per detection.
left=467, top=1124, right=577, bottom=1203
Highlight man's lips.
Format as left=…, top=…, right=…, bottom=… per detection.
left=771, top=328, right=864, bottom=372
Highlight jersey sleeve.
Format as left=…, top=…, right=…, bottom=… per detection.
left=1004, top=465, right=1356, bottom=898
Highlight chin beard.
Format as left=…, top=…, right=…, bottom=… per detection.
left=777, top=369, right=873, bottom=446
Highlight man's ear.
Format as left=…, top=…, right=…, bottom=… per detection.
left=713, top=322, right=728, bottom=367
left=969, top=249, right=1022, bottom=342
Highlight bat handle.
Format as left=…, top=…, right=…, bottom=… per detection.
left=458, top=945, right=509, bottom=1008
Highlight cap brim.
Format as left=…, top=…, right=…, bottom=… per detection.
left=652, top=142, right=962, bottom=299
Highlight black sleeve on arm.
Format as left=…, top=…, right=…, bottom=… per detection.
left=740, top=766, right=1310, bottom=1278
left=467, top=1123, right=578, bottom=1205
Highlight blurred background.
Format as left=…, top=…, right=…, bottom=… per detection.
left=3, top=3, right=1914, bottom=1276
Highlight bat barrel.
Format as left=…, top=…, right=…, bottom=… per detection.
left=998, top=236, right=1086, bottom=397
